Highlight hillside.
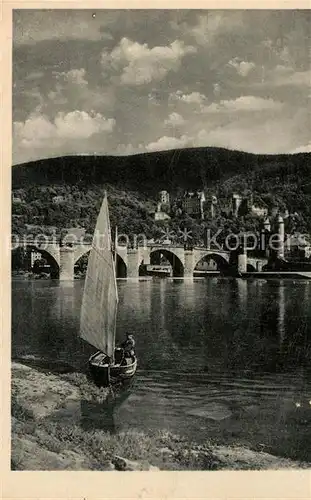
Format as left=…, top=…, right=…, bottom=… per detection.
left=12, top=147, right=311, bottom=239
left=12, top=147, right=311, bottom=193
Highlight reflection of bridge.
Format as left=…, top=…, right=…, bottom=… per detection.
left=11, top=238, right=268, bottom=280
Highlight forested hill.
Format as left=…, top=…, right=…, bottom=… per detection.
left=12, top=147, right=310, bottom=194
left=11, top=147, right=311, bottom=238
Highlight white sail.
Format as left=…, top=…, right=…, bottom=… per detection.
left=80, top=193, right=118, bottom=360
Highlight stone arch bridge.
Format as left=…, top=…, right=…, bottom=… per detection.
left=11, top=238, right=267, bottom=280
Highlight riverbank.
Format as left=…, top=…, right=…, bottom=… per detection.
left=11, top=362, right=310, bottom=471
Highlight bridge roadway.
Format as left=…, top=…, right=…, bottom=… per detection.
left=11, top=236, right=268, bottom=280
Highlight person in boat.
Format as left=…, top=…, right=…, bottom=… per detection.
left=119, top=333, right=135, bottom=359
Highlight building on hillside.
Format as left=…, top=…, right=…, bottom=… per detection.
left=266, top=206, right=291, bottom=224
left=219, top=201, right=233, bottom=218
left=270, top=206, right=279, bottom=218
left=250, top=202, right=269, bottom=218
left=205, top=194, right=218, bottom=218
left=52, top=195, right=66, bottom=204
left=232, top=193, right=243, bottom=217
left=263, top=217, right=271, bottom=232
left=182, top=190, right=205, bottom=220
left=154, top=202, right=171, bottom=221
left=230, top=193, right=269, bottom=218
left=251, top=206, right=268, bottom=218
left=159, top=190, right=170, bottom=208
left=12, top=193, right=23, bottom=204
left=153, top=190, right=171, bottom=221
left=284, top=233, right=311, bottom=261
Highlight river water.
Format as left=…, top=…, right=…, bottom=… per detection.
left=12, top=277, right=311, bottom=462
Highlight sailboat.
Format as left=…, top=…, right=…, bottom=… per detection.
left=79, top=192, right=137, bottom=388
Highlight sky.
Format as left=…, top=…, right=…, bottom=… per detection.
left=13, top=9, right=311, bottom=164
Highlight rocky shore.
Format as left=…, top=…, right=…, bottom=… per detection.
left=11, top=362, right=310, bottom=471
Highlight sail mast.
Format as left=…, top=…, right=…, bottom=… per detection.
left=106, top=194, right=118, bottom=365
left=79, top=191, right=118, bottom=361
left=114, top=225, right=118, bottom=268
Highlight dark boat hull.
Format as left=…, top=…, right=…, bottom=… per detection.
left=88, top=348, right=137, bottom=388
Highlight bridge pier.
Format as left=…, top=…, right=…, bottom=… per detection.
left=238, top=252, right=247, bottom=274
left=59, top=247, right=75, bottom=281
left=184, top=250, right=195, bottom=278
left=126, top=249, right=140, bottom=278
left=140, top=247, right=150, bottom=266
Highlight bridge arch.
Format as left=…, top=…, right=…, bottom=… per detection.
left=74, top=245, right=92, bottom=265
left=12, top=245, right=60, bottom=278
left=74, top=249, right=127, bottom=278
left=149, top=248, right=184, bottom=277
left=194, top=252, right=230, bottom=272
left=74, top=250, right=90, bottom=277
left=116, top=254, right=127, bottom=278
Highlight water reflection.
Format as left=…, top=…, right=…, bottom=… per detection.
left=50, top=281, right=75, bottom=321
left=237, top=278, right=248, bottom=308
left=12, top=278, right=311, bottom=374
left=176, top=278, right=196, bottom=311
left=116, top=280, right=152, bottom=339
left=156, top=279, right=166, bottom=329
left=80, top=385, right=133, bottom=433
left=278, top=285, right=285, bottom=346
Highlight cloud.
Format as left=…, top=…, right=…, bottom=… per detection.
left=14, top=110, right=116, bottom=148
left=145, top=135, right=191, bottom=152
left=202, top=96, right=284, bottom=113
left=148, top=91, right=161, bottom=106
left=124, top=103, right=308, bottom=155
left=270, top=69, right=311, bottom=87
left=169, top=90, right=207, bottom=105
left=115, top=142, right=142, bottom=155
left=17, top=88, right=45, bottom=113
left=54, top=110, right=115, bottom=139
left=189, top=12, right=243, bottom=46
left=56, top=68, right=88, bottom=86
left=256, top=64, right=311, bottom=89
left=48, top=68, right=88, bottom=103
left=191, top=14, right=222, bottom=45
left=101, top=37, right=196, bottom=85
left=164, top=112, right=185, bottom=127
left=43, top=68, right=116, bottom=115
left=14, top=115, right=56, bottom=146
left=192, top=107, right=309, bottom=154
left=290, top=143, right=311, bottom=154
left=192, top=123, right=276, bottom=154
left=227, top=58, right=256, bottom=77
left=213, top=83, right=221, bottom=97
left=260, top=38, right=293, bottom=67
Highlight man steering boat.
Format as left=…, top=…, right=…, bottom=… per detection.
left=120, top=333, right=135, bottom=359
